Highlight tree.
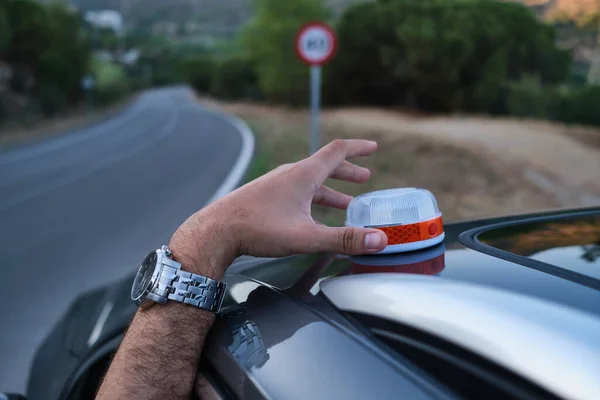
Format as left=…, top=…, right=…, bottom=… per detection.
left=323, top=2, right=395, bottom=106
left=3, top=0, right=49, bottom=73
left=326, top=0, right=569, bottom=113
left=38, top=3, right=91, bottom=101
left=89, top=27, right=120, bottom=51
left=3, top=0, right=90, bottom=104
left=240, top=0, right=329, bottom=104
left=0, top=5, right=10, bottom=54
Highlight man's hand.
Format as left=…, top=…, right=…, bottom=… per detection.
left=97, top=139, right=386, bottom=400
left=170, top=139, right=387, bottom=275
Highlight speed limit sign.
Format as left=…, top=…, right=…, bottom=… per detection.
left=295, top=22, right=338, bottom=155
left=295, top=22, right=337, bottom=66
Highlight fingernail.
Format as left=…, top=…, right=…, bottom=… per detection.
left=364, top=232, right=382, bottom=250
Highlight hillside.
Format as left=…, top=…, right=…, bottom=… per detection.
left=67, top=0, right=597, bottom=67
left=69, top=0, right=600, bottom=27
left=70, top=0, right=251, bottom=35
left=519, top=0, right=600, bottom=19
left=67, top=0, right=363, bottom=35
left=512, top=1, right=599, bottom=70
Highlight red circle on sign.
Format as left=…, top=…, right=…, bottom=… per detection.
left=295, top=22, right=338, bottom=66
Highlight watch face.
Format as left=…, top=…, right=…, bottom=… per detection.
left=131, top=251, right=158, bottom=302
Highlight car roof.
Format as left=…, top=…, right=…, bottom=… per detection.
left=219, top=208, right=600, bottom=399
left=320, top=274, right=600, bottom=400
left=230, top=208, right=600, bottom=317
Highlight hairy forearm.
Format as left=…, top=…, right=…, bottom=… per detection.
left=97, top=209, right=236, bottom=399
left=97, top=302, right=215, bottom=399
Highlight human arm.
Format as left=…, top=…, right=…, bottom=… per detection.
left=96, top=139, right=388, bottom=399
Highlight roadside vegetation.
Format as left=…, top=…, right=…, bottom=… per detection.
left=186, top=0, right=600, bottom=127
left=3, top=0, right=598, bottom=128
left=190, top=0, right=599, bottom=220
left=1, top=0, right=141, bottom=135
left=0, top=0, right=90, bottom=123
left=90, top=59, right=129, bottom=106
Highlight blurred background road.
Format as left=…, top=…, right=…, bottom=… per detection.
left=0, top=86, right=253, bottom=392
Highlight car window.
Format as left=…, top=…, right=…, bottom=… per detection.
left=477, top=214, right=600, bottom=280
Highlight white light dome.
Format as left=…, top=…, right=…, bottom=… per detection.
left=346, top=188, right=444, bottom=254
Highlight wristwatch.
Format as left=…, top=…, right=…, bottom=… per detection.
left=131, top=245, right=227, bottom=312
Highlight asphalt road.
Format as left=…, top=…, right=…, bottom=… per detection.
left=0, top=87, right=253, bottom=393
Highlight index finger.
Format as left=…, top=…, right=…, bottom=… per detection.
left=309, top=139, right=377, bottom=184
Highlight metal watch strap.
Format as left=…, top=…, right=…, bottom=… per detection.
left=147, top=262, right=227, bottom=312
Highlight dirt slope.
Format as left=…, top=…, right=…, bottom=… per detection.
left=324, top=109, right=600, bottom=205
left=213, top=99, right=600, bottom=212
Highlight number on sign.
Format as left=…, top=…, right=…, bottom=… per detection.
left=295, top=22, right=337, bottom=66
left=307, top=38, right=326, bottom=50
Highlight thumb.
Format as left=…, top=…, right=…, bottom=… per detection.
left=314, top=225, right=388, bottom=255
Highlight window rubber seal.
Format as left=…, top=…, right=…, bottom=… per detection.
left=458, top=208, right=600, bottom=291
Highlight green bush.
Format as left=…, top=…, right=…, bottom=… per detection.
left=0, top=6, right=11, bottom=55
left=184, top=56, right=215, bottom=94
left=38, top=85, right=67, bottom=117
left=496, top=79, right=600, bottom=127
left=92, top=60, right=130, bottom=105
left=325, top=0, right=570, bottom=113
left=323, top=2, right=393, bottom=107
left=94, top=84, right=129, bottom=106
left=555, top=85, right=600, bottom=126
left=139, top=53, right=189, bottom=87
left=240, top=0, right=329, bottom=104
left=4, top=0, right=90, bottom=103
left=209, top=55, right=258, bottom=100
left=8, top=68, right=31, bottom=93
left=505, top=75, right=557, bottom=119
left=185, top=55, right=259, bottom=101
left=149, top=69, right=179, bottom=87
left=0, top=94, right=6, bottom=124
left=568, top=62, right=590, bottom=86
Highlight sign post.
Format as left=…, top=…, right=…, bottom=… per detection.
left=295, top=22, right=337, bottom=155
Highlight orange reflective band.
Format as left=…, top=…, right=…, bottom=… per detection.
left=374, top=216, right=443, bottom=245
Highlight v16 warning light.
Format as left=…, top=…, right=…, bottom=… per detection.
left=346, top=188, right=444, bottom=254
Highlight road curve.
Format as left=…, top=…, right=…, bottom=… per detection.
left=0, top=86, right=254, bottom=393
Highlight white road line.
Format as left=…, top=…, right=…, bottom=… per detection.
left=83, top=99, right=254, bottom=350
left=203, top=108, right=255, bottom=203
left=0, top=88, right=253, bottom=210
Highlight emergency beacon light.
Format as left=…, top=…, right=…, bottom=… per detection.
left=346, top=188, right=444, bottom=254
